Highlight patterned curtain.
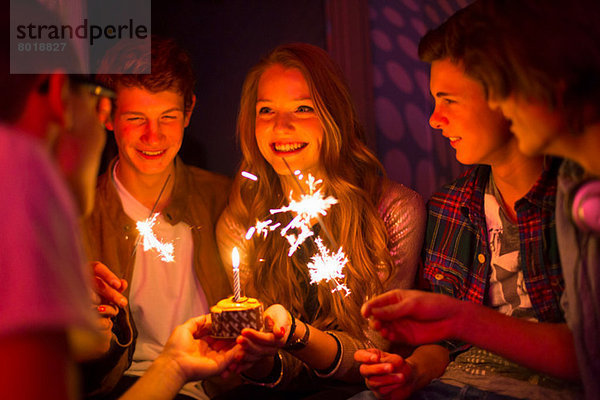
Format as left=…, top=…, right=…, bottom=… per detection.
left=327, top=0, right=474, bottom=200
left=369, top=0, right=472, bottom=199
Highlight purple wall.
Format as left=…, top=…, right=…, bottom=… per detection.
left=369, top=0, right=472, bottom=199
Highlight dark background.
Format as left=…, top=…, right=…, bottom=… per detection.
left=102, top=0, right=327, bottom=179
left=100, top=0, right=471, bottom=200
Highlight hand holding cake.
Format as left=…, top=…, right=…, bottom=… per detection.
left=159, top=315, right=242, bottom=381
left=230, top=304, right=294, bottom=376
left=121, top=315, right=243, bottom=400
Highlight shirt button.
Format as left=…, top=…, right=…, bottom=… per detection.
left=434, top=273, right=444, bottom=281
left=478, top=254, right=486, bottom=263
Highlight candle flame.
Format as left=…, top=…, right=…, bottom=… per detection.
left=232, top=246, right=240, bottom=270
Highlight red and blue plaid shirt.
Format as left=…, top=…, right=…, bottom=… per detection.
left=423, top=159, right=565, bottom=329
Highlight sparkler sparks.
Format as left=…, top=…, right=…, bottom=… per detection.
left=136, top=213, right=174, bottom=262
left=245, top=174, right=338, bottom=256
left=244, top=171, right=351, bottom=295
left=270, top=177, right=337, bottom=256
left=241, top=171, right=258, bottom=181
left=131, top=174, right=173, bottom=262
left=307, top=238, right=351, bottom=296
left=246, top=219, right=281, bottom=240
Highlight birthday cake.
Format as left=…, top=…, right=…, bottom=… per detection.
left=210, top=296, right=264, bottom=339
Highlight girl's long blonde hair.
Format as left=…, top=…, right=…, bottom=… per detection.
left=229, top=43, right=393, bottom=339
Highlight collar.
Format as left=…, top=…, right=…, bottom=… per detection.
left=519, top=156, right=561, bottom=212
left=458, top=165, right=490, bottom=223
left=101, top=156, right=194, bottom=228
left=558, top=158, right=587, bottom=192
left=157, top=157, right=191, bottom=225
left=461, top=157, right=562, bottom=220
left=457, top=157, right=560, bottom=221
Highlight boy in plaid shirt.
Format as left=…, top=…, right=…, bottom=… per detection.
left=354, top=2, right=580, bottom=399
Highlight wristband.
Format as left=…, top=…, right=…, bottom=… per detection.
left=240, top=351, right=284, bottom=388
left=283, top=315, right=310, bottom=351
left=284, top=312, right=297, bottom=348
left=314, top=332, right=342, bottom=377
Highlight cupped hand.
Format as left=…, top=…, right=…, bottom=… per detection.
left=232, top=304, right=291, bottom=373
left=355, top=349, right=415, bottom=399
left=362, top=290, right=462, bottom=345
left=161, top=315, right=242, bottom=382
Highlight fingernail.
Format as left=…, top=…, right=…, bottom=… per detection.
left=98, top=305, right=105, bottom=312
left=265, top=316, right=274, bottom=330
left=280, top=327, right=285, bottom=336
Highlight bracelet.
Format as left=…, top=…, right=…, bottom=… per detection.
left=240, top=351, right=284, bottom=388
left=284, top=312, right=297, bottom=348
left=289, top=320, right=310, bottom=351
left=283, top=314, right=310, bottom=351
left=314, top=332, right=342, bottom=378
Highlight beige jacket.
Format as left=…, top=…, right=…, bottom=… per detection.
left=81, top=157, right=232, bottom=396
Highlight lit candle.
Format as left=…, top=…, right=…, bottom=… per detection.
left=232, top=247, right=241, bottom=302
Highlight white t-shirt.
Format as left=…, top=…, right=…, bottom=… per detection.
left=0, top=126, right=95, bottom=339
left=440, top=176, right=578, bottom=399
left=113, top=164, right=209, bottom=399
left=484, top=178, right=536, bottom=321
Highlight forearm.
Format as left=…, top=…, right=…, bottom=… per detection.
left=288, top=322, right=339, bottom=370
left=119, top=355, right=186, bottom=400
left=457, top=302, right=579, bottom=381
left=241, top=353, right=277, bottom=380
left=242, top=323, right=339, bottom=382
left=406, top=344, right=449, bottom=390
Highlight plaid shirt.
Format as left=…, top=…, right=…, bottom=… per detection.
left=423, top=160, right=565, bottom=327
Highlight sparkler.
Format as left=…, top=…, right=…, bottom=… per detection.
left=131, top=174, right=174, bottom=263
left=136, top=213, right=174, bottom=262
left=280, top=159, right=338, bottom=249
left=244, top=174, right=338, bottom=256
left=269, top=183, right=337, bottom=256
left=243, top=158, right=351, bottom=296
left=307, top=238, right=351, bottom=296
